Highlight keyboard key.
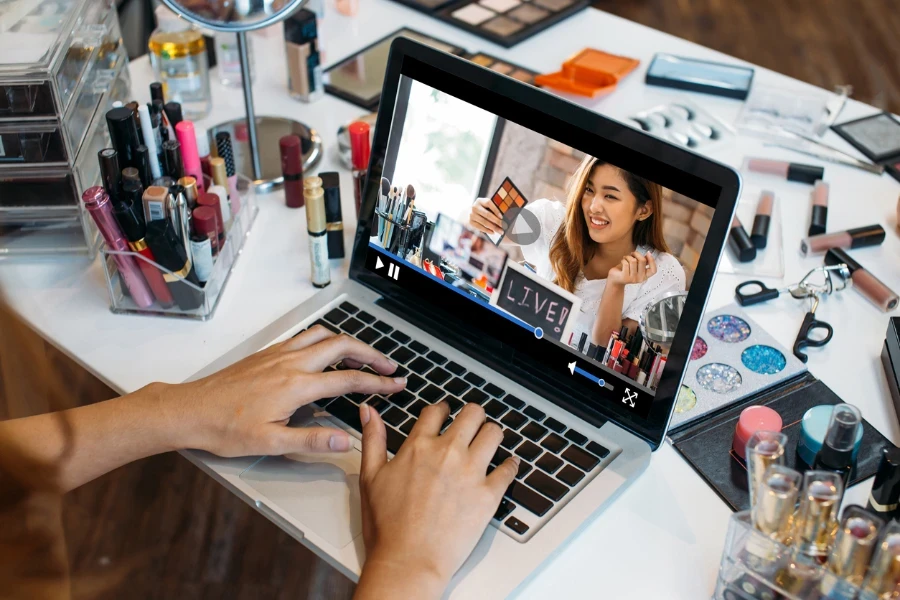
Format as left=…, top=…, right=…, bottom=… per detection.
left=406, top=374, right=426, bottom=393
left=326, top=397, right=363, bottom=432
left=357, top=311, right=376, bottom=324
left=523, top=406, right=545, bottom=421
left=444, top=377, right=470, bottom=396
left=525, top=471, right=568, bottom=502
left=544, top=417, right=566, bottom=433
left=441, top=416, right=454, bottom=432
left=317, top=396, right=338, bottom=409
left=339, top=302, right=358, bottom=314
left=408, top=400, right=429, bottom=418
left=345, top=392, right=369, bottom=405
left=463, top=388, right=488, bottom=405
left=557, top=465, right=585, bottom=487
left=408, top=356, right=434, bottom=374
left=390, top=330, right=411, bottom=344
left=409, top=340, right=429, bottom=354
left=385, top=427, right=406, bottom=455
left=562, top=445, right=600, bottom=471
left=564, top=429, right=589, bottom=446
left=587, top=441, right=611, bottom=459
left=536, top=453, right=564, bottom=475
left=400, top=417, right=417, bottom=435
left=368, top=396, right=391, bottom=414
left=445, top=361, right=466, bottom=376
left=494, top=499, right=516, bottom=521
left=541, top=433, right=569, bottom=454
left=445, top=396, right=463, bottom=414
left=419, top=384, right=444, bottom=403
left=373, top=337, right=399, bottom=354
left=373, top=320, right=393, bottom=334
left=506, top=482, right=552, bottom=517
left=383, top=407, right=408, bottom=427
left=516, top=461, right=533, bottom=479
left=484, top=383, right=504, bottom=398
left=389, top=390, right=416, bottom=408
left=356, top=327, right=381, bottom=344
left=505, top=516, right=529, bottom=535
left=391, top=347, right=416, bottom=364
left=426, top=351, right=447, bottom=365
left=521, top=422, right=548, bottom=442
left=426, top=367, right=452, bottom=385
left=501, top=429, right=523, bottom=450
left=503, top=395, right=525, bottom=410
left=515, top=441, right=542, bottom=462
left=483, top=400, right=509, bottom=419
left=324, top=308, right=349, bottom=324
left=491, top=447, right=512, bottom=466
left=464, top=372, right=486, bottom=387
left=340, top=318, right=364, bottom=335
left=312, top=319, right=340, bottom=334
left=501, top=410, right=528, bottom=430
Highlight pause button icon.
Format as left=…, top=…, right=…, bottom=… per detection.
left=388, top=263, right=400, bottom=280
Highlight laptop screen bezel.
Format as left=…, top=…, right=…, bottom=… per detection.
left=349, top=38, right=741, bottom=449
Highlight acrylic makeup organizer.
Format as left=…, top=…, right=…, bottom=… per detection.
left=99, top=175, right=258, bottom=320
left=374, top=208, right=412, bottom=255
left=716, top=511, right=864, bottom=600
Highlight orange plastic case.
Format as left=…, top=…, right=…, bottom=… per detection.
left=535, top=49, right=640, bottom=97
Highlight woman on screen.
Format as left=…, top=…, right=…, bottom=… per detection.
left=469, top=155, right=685, bottom=348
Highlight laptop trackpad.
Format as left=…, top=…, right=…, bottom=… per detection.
left=239, top=425, right=363, bottom=549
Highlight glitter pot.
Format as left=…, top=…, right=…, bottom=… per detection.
left=741, top=345, right=787, bottom=375
left=691, top=337, right=708, bottom=360
left=708, top=315, right=752, bottom=343
left=675, top=385, right=698, bottom=413
left=696, top=363, right=743, bottom=393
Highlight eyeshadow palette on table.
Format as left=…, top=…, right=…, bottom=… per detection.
left=831, top=112, right=900, bottom=184
left=666, top=305, right=890, bottom=511
left=387, top=0, right=589, bottom=48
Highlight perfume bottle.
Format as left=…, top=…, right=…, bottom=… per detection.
left=148, top=5, right=212, bottom=120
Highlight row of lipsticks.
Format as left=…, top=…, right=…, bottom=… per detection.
left=82, top=83, right=243, bottom=312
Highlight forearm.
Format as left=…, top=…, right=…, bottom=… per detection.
left=592, top=284, right=625, bottom=346
left=0, top=382, right=187, bottom=494
left=354, top=556, right=447, bottom=600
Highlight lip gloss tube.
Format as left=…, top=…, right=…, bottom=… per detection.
left=175, top=121, right=206, bottom=194
left=215, top=132, right=241, bottom=214
left=82, top=186, right=154, bottom=308
left=320, top=172, right=344, bottom=259
left=751, top=191, right=773, bottom=249
left=728, top=216, right=756, bottom=262
left=794, top=471, right=843, bottom=560
left=280, top=134, right=304, bottom=208
left=304, top=178, right=331, bottom=288
left=809, top=180, right=829, bottom=236
left=747, top=158, right=825, bottom=184
left=800, top=224, right=885, bottom=257
left=825, top=248, right=899, bottom=312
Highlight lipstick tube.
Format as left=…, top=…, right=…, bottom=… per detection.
left=82, top=186, right=154, bottom=309
left=809, top=180, right=829, bottom=236
left=192, top=206, right=219, bottom=257
left=106, top=107, right=142, bottom=170
left=162, top=140, right=184, bottom=180
left=214, top=132, right=241, bottom=214
left=861, top=521, right=900, bottom=598
left=728, top=216, right=756, bottom=262
left=800, top=224, right=885, bottom=257
left=304, top=178, right=330, bottom=288
left=320, top=171, right=344, bottom=259
left=794, top=471, right=844, bottom=560
left=751, top=190, right=773, bottom=249
left=813, top=403, right=862, bottom=488
left=825, top=248, right=899, bottom=312
left=868, top=447, right=900, bottom=519
left=349, top=121, right=370, bottom=217
left=98, top=148, right=122, bottom=201
left=197, top=193, right=226, bottom=246
left=753, top=464, right=800, bottom=543
left=826, top=506, right=882, bottom=588
left=746, top=431, right=787, bottom=512
left=164, top=102, right=183, bottom=129
left=145, top=219, right=204, bottom=310
left=175, top=121, right=206, bottom=194
left=747, top=158, right=825, bottom=184
left=138, top=104, right=162, bottom=180
left=280, top=134, right=305, bottom=208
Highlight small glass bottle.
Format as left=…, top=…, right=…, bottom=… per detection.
left=215, top=32, right=254, bottom=88
left=148, top=6, right=212, bottom=120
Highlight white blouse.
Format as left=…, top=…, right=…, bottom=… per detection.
left=518, top=199, right=686, bottom=348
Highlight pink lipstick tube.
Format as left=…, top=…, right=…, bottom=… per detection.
left=825, top=248, right=899, bottom=312
left=800, top=224, right=885, bottom=257
left=175, top=121, right=206, bottom=195
left=82, top=186, right=154, bottom=309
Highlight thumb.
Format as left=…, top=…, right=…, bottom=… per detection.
left=360, top=404, right=388, bottom=483
left=268, top=425, right=351, bottom=454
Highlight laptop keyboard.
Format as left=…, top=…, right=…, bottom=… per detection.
left=303, top=301, right=614, bottom=538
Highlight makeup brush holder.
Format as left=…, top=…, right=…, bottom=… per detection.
left=715, top=511, right=862, bottom=600
left=99, top=175, right=258, bottom=320
left=375, top=209, right=412, bottom=255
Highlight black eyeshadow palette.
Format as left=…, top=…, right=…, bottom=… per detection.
left=832, top=112, right=900, bottom=183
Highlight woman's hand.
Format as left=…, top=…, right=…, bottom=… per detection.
left=469, top=197, right=504, bottom=235
left=168, top=325, right=407, bottom=458
left=607, top=251, right=657, bottom=288
left=355, top=401, right=520, bottom=599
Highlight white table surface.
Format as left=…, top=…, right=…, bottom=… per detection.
left=3, top=3, right=900, bottom=598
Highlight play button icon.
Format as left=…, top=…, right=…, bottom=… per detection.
left=376, top=256, right=385, bottom=270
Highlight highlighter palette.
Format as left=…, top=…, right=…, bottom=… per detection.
left=832, top=112, right=900, bottom=184
left=670, top=304, right=806, bottom=430
left=465, top=52, right=540, bottom=86
left=485, top=177, right=528, bottom=245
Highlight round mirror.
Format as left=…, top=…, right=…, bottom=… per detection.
left=159, top=0, right=302, bottom=32
left=640, top=292, right=688, bottom=345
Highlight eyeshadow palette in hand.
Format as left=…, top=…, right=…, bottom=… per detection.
left=485, top=177, right=529, bottom=245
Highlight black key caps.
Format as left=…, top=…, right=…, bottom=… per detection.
left=491, top=447, right=512, bottom=466
left=501, top=410, right=528, bottom=430
left=419, top=384, right=444, bottom=403
left=390, top=346, right=416, bottom=364
left=501, top=429, right=523, bottom=450
left=409, top=340, right=429, bottom=354
left=326, top=397, right=363, bottom=432
left=587, top=441, right=611, bottom=459
left=408, top=356, right=434, bottom=374
left=389, top=390, right=416, bottom=408
left=406, top=374, right=426, bottom=393
left=385, top=428, right=406, bottom=455
left=400, top=417, right=417, bottom=435
left=564, top=429, right=589, bottom=446
left=463, top=388, right=488, bottom=405
left=444, top=377, right=470, bottom=396
left=544, top=417, right=566, bottom=433
left=505, top=516, right=529, bottom=534
left=312, top=319, right=340, bottom=334
left=356, top=327, right=381, bottom=344
left=521, top=422, right=548, bottom=442
left=503, top=395, right=525, bottom=410
left=562, top=445, right=600, bottom=471
left=523, top=406, right=545, bottom=421
left=541, top=433, right=569, bottom=454
left=368, top=396, right=391, bottom=414
left=494, top=499, right=515, bottom=521
left=516, top=461, right=533, bottom=479
left=324, top=308, right=349, bottom=324
left=526, top=471, right=568, bottom=502
left=372, top=320, right=392, bottom=333
left=357, top=311, right=376, bottom=324
left=536, top=453, right=564, bottom=475
left=515, top=441, right=542, bottom=462
left=445, top=361, right=466, bottom=376
left=408, top=400, right=429, bottom=418
left=441, top=416, right=454, bottom=432
left=557, top=465, right=585, bottom=487
left=445, top=396, right=463, bottom=414
left=345, top=392, right=369, bottom=405
left=339, top=302, right=358, bottom=314
left=506, top=482, right=552, bottom=517
left=426, top=351, right=447, bottom=365
left=340, top=318, right=364, bottom=335
left=464, top=372, right=486, bottom=387
left=426, top=367, right=451, bottom=385
left=373, top=337, right=399, bottom=354
left=484, top=383, right=504, bottom=398
left=383, top=407, right=408, bottom=427
left=483, top=400, right=508, bottom=419
left=390, top=330, right=411, bottom=344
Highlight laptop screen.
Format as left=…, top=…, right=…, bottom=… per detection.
left=357, top=49, right=734, bottom=439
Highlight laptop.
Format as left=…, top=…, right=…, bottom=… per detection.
left=187, top=38, right=740, bottom=598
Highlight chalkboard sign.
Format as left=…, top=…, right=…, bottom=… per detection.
left=490, top=261, right=582, bottom=342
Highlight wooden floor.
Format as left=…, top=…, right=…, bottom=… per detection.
left=56, top=3, right=896, bottom=598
